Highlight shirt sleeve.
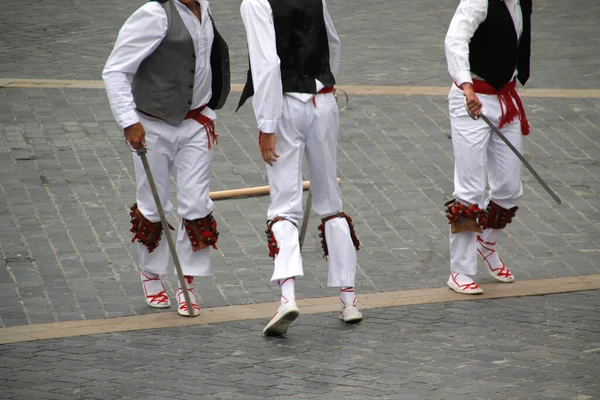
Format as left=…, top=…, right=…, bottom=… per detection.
left=102, top=3, right=168, bottom=130
left=240, top=0, right=282, bottom=134
left=322, top=0, right=341, bottom=80
left=444, top=0, right=488, bottom=86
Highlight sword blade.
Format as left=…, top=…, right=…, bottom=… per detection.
left=298, top=188, right=312, bottom=249
left=138, top=148, right=195, bottom=315
left=479, top=113, right=562, bottom=205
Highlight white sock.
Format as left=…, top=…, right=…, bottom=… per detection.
left=141, top=270, right=163, bottom=295
left=279, top=277, right=295, bottom=305
left=477, top=236, right=504, bottom=269
left=451, top=272, right=476, bottom=285
left=340, top=287, right=356, bottom=308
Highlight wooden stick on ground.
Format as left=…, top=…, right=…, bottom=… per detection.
left=210, top=178, right=342, bottom=201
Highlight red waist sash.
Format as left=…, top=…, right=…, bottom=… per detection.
left=456, top=79, right=530, bottom=136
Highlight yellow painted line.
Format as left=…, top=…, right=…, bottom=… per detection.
left=0, top=274, right=598, bottom=345
left=0, top=78, right=105, bottom=89
left=1, top=78, right=600, bottom=98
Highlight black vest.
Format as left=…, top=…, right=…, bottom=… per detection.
left=469, top=0, right=532, bottom=90
left=237, top=0, right=335, bottom=110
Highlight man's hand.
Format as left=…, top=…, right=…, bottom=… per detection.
left=124, top=122, right=146, bottom=150
left=462, top=83, right=482, bottom=117
left=259, top=132, right=279, bottom=166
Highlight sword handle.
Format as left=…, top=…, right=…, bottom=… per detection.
left=464, top=97, right=481, bottom=120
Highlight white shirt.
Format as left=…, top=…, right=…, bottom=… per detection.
left=240, top=0, right=341, bottom=133
left=102, top=0, right=215, bottom=130
left=445, top=0, right=523, bottom=86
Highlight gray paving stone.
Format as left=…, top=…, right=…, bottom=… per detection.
left=2, top=292, right=597, bottom=398
left=0, top=8, right=598, bottom=396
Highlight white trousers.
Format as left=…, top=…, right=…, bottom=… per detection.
left=133, top=112, right=214, bottom=277
left=267, top=92, right=357, bottom=287
left=448, top=84, right=524, bottom=276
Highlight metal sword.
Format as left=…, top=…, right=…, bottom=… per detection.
left=298, top=187, right=312, bottom=249
left=136, top=147, right=195, bottom=315
left=466, top=104, right=562, bottom=205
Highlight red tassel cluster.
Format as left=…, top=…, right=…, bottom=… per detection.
left=129, top=203, right=164, bottom=253
left=183, top=214, right=219, bottom=252
left=318, top=212, right=360, bottom=258
left=265, top=217, right=285, bottom=259
left=471, top=79, right=530, bottom=136
left=444, top=200, right=486, bottom=226
left=186, top=108, right=218, bottom=150
left=481, top=201, right=518, bottom=230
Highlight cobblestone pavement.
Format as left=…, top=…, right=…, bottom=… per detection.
left=1, top=0, right=599, bottom=89
left=1, top=0, right=599, bottom=398
left=1, top=89, right=599, bottom=326
left=1, top=0, right=600, bottom=327
left=1, top=291, right=598, bottom=399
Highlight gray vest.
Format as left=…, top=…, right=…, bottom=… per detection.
left=132, top=1, right=221, bottom=126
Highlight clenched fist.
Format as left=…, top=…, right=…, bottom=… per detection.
left=124, top=122, right=146, bottom=150
left=462, top=82, right=482, bottom=118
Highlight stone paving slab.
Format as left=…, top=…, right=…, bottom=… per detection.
left=0, top=0, right=599, bottom=89
left=2, top=275, right=598, bottom=345
left=1, top=87, right=599, bottom=327
left=0, top=291, right=598, bottom=399
left=1, top=0, right=600, bottom=327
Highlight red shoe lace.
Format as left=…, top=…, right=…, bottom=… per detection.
left=451, top=273, right=480, bottom=291
left=278, top=277, right=295, bottom=304
left=340, top=287, right=357, bottom=313
left=147, top=291, right=169, bottom=305
left=477, top=236, right=513, bottom=278
left=178, top=276, right=199, bottom=311
left=177, top=288, right=200, bottom=311
left=142, top=272, right=169, bottom=304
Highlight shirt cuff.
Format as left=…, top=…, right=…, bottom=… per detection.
left=454, top=71, right=473, bottom=87
left=118, top=109, right=141, bottom=130
left=258, top=119, right=279, bottom=134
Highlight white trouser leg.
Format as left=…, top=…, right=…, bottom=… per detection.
left=481, top=102, right=524, bottom=252
left=306, top=92, right=356, bottom=288
left=133, top=115, right=176, bottom=276
left=324, top=217, right=356, bottom=287
left=270, top=220, right=303, bottom=285
left=486, top=118, right=523, bottom=211
left=481, top=228, right=499, bottom=245
left=266, top=96, right=306, bottom=224
left=266, top=96, right=307, bottom=285
left=173, top=118, right=215, bottom=277
left=448, top=85, right=493, bottom=276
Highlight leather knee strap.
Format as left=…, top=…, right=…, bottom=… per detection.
left=183, top=213, right=219, bottom=251
left=444, top=199, right=484, bottom=234
left=265, top=217, right=295, bottom=259
left=481, top=201, right=518, bottom=230
left=318, top=212, right=360, bottom=258
left=129, top=203, right=173, bottom=253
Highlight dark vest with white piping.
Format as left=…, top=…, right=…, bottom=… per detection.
left=237, top=0, right=335, bottom=110
left=468, top=0, right=532, bottom=90
left=131, top=0, right=230, bottom=125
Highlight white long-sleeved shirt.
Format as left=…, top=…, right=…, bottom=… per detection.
left=445, top=0, right=523, bottom=86
left=240, top=0, right=341, bottom=133
left=102, top=0, right=215, bottom=130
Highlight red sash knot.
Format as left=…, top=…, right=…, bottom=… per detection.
left=472, top=79, right=530, bottom=136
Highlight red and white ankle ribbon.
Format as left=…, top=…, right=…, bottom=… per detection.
left=142, top=272, right=169, bottom=305
left=477, top=236, right=512, bottom=278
